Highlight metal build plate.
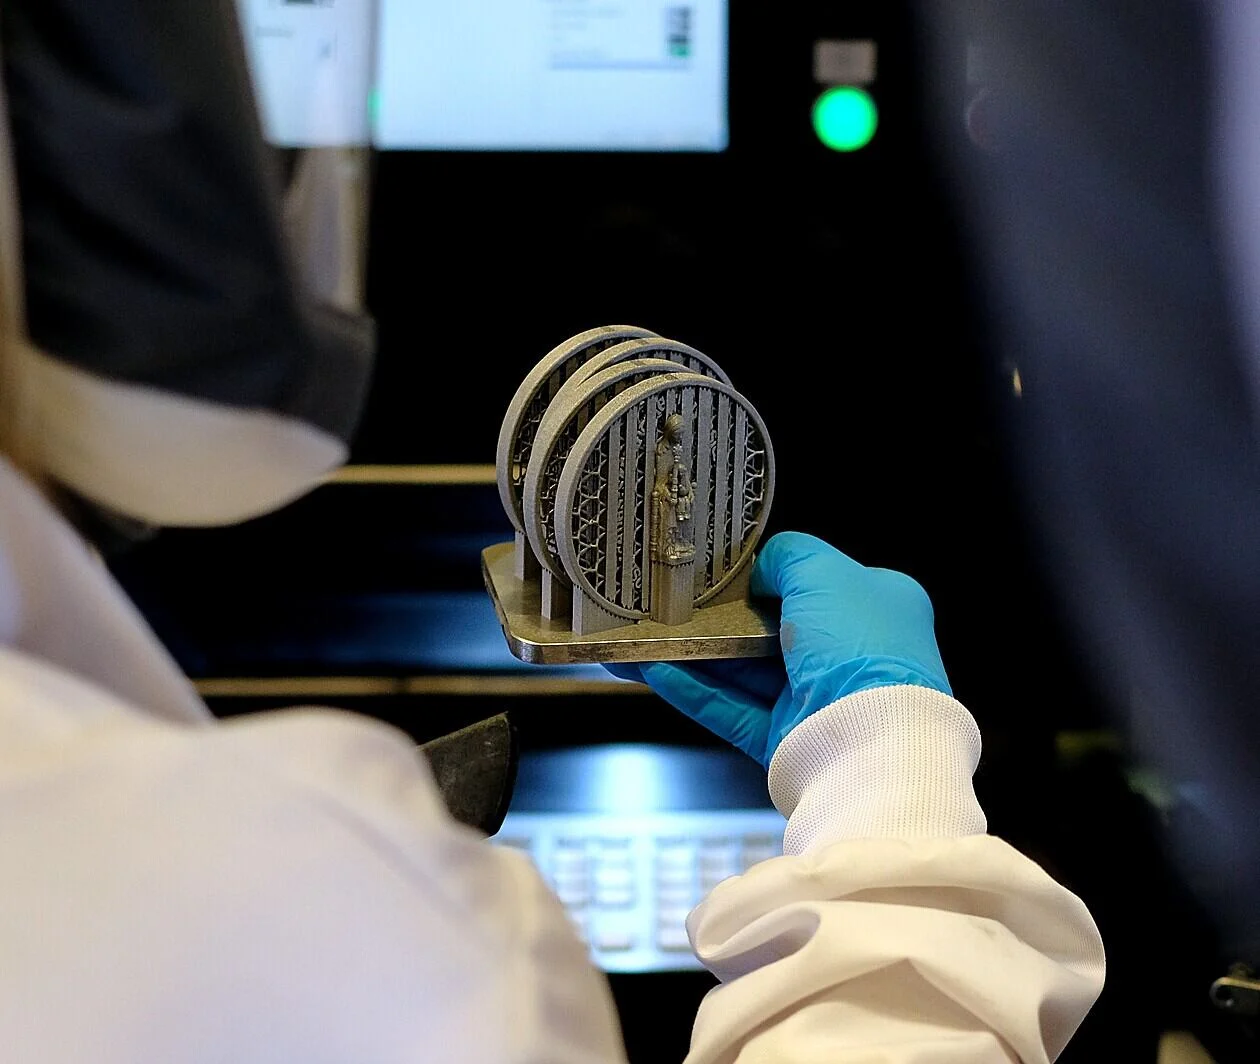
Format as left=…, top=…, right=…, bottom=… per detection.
left=482, top=541, right=781, bottom=664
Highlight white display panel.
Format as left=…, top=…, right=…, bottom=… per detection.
left=237, top=0, right=376, bottom=147
left=238, top=0, right=727, bottom=150
left=375, top=0, right=728, bottom=151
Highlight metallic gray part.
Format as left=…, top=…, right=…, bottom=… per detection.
left=552, top=373, right=773, bottom=622
left=604, top=416, right=621, bottom=599
left=490, top=329, right=775, bottom=658
left=513, top=529, right=539, bottom=580
left=554, top=373, right=707, bottom=622
left=571, top=584, right=628, bottom=636
left=534, top=337, right=732, bottom=422
left=649, top=414, right=695, bottom=565
left=649, top=412, right=696, bottom=625
left=706, top=560, right=753, bottom=606
left=620, top=400, right=640, bottom=610
left=739, top=420, right=768, bottom=546
left=695, top=391, right=774, bottom=607
left=711, top=392, right=731, bottom=585
left=587, top=336, right=733, bottom=386
left=495, top=325, right=655, bottom=533
left=418, top=713, right=518, bottom=837
left=483, top=542, right=779, bottom=663
left=693, top=384, right=713, bottom=593
left=641, top=390, right=660, bottom=611
left=650, top=561, right=696, bottom=625
left=540, top=568, right=570, bottom=620
left=731, top=405, right=748, bottom=573
left=523, top=355, right=718, bottom=583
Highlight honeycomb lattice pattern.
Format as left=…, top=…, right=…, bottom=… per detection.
left=567, top=387, right=768, bottom=613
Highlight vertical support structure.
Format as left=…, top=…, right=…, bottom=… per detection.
left=619, top=407, right=638, bottom=610
left=731, top=405, right=748, bottom=572
left=540, top=569, right=570, bottom=619
left=693, top=387, right=713, bottom=593
left=642, top=397, right=658, bottom=612
left=680, top=384, right=695, bottom=464
left=711, top=393, right=731, bottom=586
left=572, top=587, right=626, bottom=635
left=604, top=415, right=622, bottom=605
left=651, top=558, right=695, bottom=625
left=514, top=530, right=540, bottom=580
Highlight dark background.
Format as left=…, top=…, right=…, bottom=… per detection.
left=108, top=1, right=1224, bottom=1058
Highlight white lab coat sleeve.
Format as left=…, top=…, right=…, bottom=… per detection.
left=684, top=686, right=1106, bottom=1064
left=203, top=707, right=631, bottom=1064
left=0, top=679, right=630, bottom=1064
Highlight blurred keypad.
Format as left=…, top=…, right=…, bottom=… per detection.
left=493, top=810, right=786, bottom=972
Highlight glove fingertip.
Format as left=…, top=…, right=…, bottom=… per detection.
left=603, top=662, right=646, bottom=683
left=754, top=531, right=863, bottom=601
left=639, top=660, right=682, bottom=684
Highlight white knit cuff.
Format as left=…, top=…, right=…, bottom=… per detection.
left=767, top=685, right=986, bottom=855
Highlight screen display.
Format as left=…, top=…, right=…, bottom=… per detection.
left=375, top=0, right=728, bottom=150
left=238, top=0, right=728, bottom=151
left=237, top=0, right=376, bottom=147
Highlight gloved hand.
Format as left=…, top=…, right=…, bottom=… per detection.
left=607, top=532, right=952, bottom=769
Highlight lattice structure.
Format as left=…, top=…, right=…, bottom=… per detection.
left=496, top=325, right=654, bottom=537
left=495, top=327, right=775, bottom=639
left=574, top=434, right=610, bottom=597
left=521, top=345, right=730, bottom=591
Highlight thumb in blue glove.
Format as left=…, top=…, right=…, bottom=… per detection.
left=605, top=531, right=952, bottom=769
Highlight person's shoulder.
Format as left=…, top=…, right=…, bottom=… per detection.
left=0, top=647, right=455, bottom=856
left=211, top=707, right=539, bottom=950
left=0, top=644, right=173, bottom=745
left=213, top=706, right=456, bottom=843
left=220, top=704, right=420, bottom=770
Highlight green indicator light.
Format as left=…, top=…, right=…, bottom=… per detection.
left=812, top=86, right=878, bottom=152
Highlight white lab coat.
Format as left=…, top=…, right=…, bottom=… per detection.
left=0, top=456, right=1103, bottom=1063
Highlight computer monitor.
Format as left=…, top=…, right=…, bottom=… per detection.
left=236, top=0, right=376, bottom=147
left=237, top=0, right=728, bottom=151
left=374, top=0, right=728, bottom=151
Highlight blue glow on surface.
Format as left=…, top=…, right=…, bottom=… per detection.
left=245, top=590, right=612, bottom=678
left=587, top=746, right=675, bottom=813
left=510, top=745, right=774, bottom=814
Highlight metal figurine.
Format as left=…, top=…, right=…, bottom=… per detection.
left=483, top=327, right=779, bottom=664
left=649, top=413, right=696, bottom=625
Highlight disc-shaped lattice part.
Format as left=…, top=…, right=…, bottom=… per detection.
left=556, top=336, right=734, bottom=394
left=523, top=358, right=724, bottom=583
left=495, top=325, right=655, bottom=533
left=554, top=374, right=775, bottom=621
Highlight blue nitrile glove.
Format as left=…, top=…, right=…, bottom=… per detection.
left=606, top=531, right=952, bottom=769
